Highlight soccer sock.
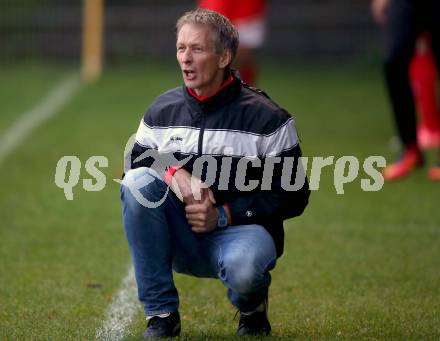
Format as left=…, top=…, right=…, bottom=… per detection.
left=410, top=35, right=440, bottom=132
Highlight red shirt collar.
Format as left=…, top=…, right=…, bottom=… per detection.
left=187, top=73, right=234, bottom=102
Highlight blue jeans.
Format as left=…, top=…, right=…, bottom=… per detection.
left=120, top=167, right=277, bottom=316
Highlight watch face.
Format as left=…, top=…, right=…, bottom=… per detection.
left=218, top=216, right=228, bottom=227
left=218, top=207, right=228, bottom=227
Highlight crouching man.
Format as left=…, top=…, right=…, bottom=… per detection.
left=120, top=8, right=310, bottom=338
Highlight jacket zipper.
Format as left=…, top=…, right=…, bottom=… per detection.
left=197, top=109, right=205, bottom=156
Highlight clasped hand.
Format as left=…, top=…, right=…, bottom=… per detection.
left=170, top=168, right=218, bottom=233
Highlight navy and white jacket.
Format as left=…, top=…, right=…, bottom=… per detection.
left=128, top=73, right=310, bottom=257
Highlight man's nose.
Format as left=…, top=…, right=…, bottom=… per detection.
left=182, top=49, right=192, bottom=63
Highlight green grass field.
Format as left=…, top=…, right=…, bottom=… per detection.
left=0, top=61, right=439, bottom=340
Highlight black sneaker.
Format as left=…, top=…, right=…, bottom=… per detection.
left=143, top=311, right=181, bottom=339
left=237, top=298, right=271, bottom=336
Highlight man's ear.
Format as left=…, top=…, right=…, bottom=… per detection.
left=219, top=49, right=232, bottom=69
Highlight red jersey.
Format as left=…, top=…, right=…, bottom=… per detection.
left=198, top=0, right=266, bottom=22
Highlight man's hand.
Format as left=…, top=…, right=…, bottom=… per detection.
left=170, top=168, right=215, bottom=206
left=371, top=0, right=390, bottom=25
left=185, top=189, right=218, bottom=233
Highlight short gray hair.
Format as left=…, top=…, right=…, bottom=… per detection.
left=176, top=8, right=239, bottom=59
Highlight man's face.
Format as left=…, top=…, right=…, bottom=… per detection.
left=176, top=23, right=230, bottom=96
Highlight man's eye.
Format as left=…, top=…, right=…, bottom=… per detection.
left=177, top=46, right=185, bottom=52
left=194, top=47, right=203, bottom=52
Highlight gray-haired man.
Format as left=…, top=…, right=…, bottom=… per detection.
left=121, top=8, right=310, bottom=338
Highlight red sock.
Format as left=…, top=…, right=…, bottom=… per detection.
left=410, top=33, right=440, bottom=132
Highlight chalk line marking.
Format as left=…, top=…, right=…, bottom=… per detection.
left=0, top=73, right=81, bottom=165
left=95, top=266, right=140, bottom=340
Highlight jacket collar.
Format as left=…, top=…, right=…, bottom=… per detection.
left=187, top=73, right=234, bottom=102
left=183, top=70, right=242, bottom=113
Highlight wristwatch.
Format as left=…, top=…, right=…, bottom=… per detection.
left=217, top=205, right=228, bottom=228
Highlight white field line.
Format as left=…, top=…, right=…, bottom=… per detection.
left=95, top=266, right=140, bottom=341
left=0, top=73, right=81, bottom=165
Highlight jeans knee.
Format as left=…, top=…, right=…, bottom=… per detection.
left=120, top=167, right=168, bottom=212
left=229, top=269, right=260, bottom=295
left=222, top=251, right=274, bottom=295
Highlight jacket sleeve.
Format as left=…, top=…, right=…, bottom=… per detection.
left=226, top=116, right=310, bottom=225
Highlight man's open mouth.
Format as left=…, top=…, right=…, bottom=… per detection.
left=183, top=70, right=196, bottom=80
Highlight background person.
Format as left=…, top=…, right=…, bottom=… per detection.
left=371, top=0, right=440, bottom=180
left=198, top=0, right=267, bottom=85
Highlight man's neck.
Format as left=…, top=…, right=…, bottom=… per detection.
left=187, top=71, right=234, bottom=102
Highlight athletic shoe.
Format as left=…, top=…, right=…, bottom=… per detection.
left=428, top=164, right=440, bottom=181
left=383, top=146, right=424, bottom=181
left=237, top=297, right=271, bottom=336
left=143, top=311, right=181, bottom=339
